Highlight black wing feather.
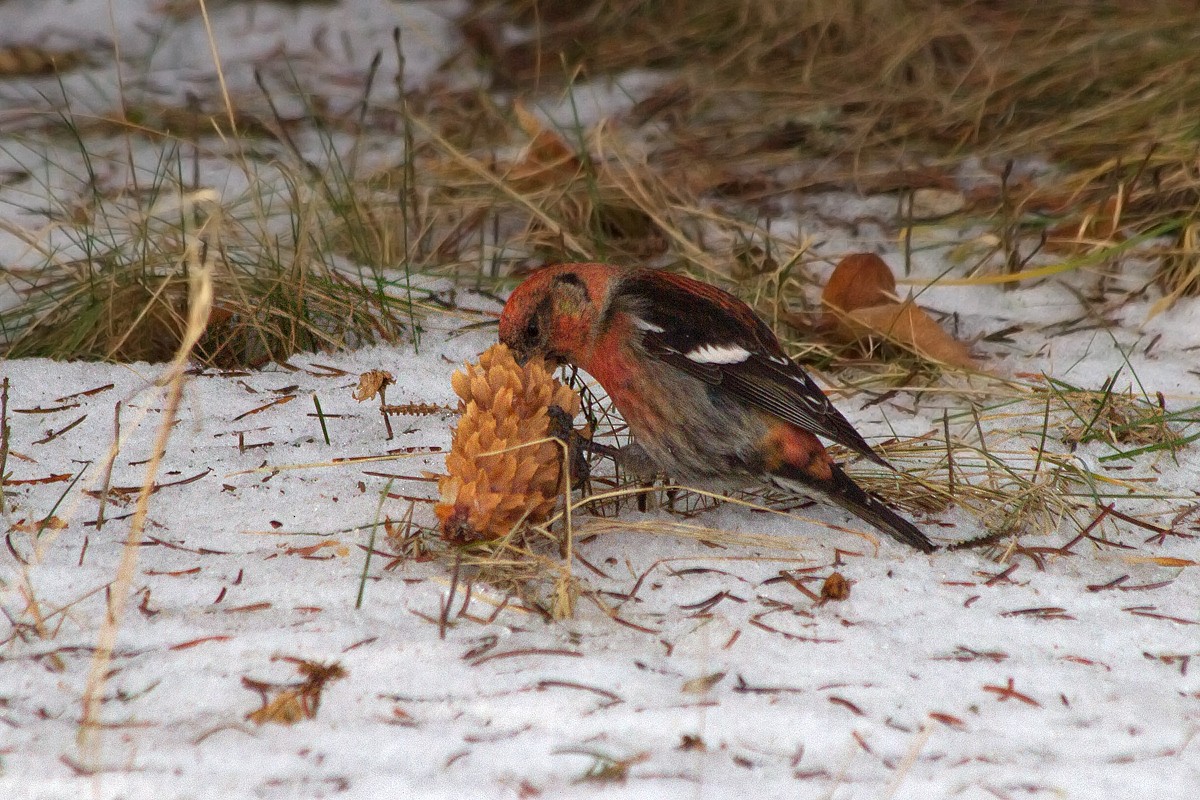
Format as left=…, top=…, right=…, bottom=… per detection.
left=615, top=271, right=887, bottom=465
left=773, top=463, right=936, bottom=552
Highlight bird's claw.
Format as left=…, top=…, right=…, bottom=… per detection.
left=546, top=404, right=591, bottom=486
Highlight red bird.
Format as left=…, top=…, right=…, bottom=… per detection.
left=498, top=263, right=935, bottom=553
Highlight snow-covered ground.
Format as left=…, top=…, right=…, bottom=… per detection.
left=2, top=2, right=1199, bottom=798
left=2, top=316, right=1198, bottom=799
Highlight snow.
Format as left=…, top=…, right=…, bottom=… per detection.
left=3, top=321, right=1198, bottom=798
left=2, top=2, right=1200, bottom=799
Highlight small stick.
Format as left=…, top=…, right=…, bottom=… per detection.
left=902, top=189, right=914, bottom=277
left=0, top=377, right=9, bottom=513
left=378, top=386, right=394, bottom=441
left=440, top=553, right=461, bottom=640
left=355, top=479, right=393, bottom=609
left=95, top=401, right=121, bottom=531
left=942, top=409, right=954, bottom=498
left=312, top=393, right=330, bottom=445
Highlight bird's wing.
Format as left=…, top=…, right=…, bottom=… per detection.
left=613, top=270, right=886, bottom=465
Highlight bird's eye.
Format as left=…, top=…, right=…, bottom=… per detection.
left=525, top=317, right=541, bottom=340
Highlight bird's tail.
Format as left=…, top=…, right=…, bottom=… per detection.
left=771, top=463, right=936, bottom=553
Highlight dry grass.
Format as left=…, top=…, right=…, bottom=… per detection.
left=77, top=193, right=214, bottom=759
left=0, top=130, right=423, bottom=365
left=463, top=0, right=1200, bottom=282
left=9, top=1, right=1200, bottom=360
left=479, top=1, right=1200, bottom=170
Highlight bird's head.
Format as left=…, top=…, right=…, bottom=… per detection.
left=498, top=263, right=611, bottom=366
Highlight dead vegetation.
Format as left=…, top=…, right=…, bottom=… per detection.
left=453, top=0, right=1200, bottom=287
left=6, top=1, right=1200, bottom=362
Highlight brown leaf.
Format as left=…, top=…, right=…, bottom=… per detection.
left=681, top=671, right=726, bottom=694
left=820, top=572, right=851, bottom=602
left=8, top=516, right=67, bottom=533
left=506, top=99, right=584, bottom=189
left=928, top=711, right=967, bottom=728
left=856, top=166, right=959, bottom=195
left=284, top=540, right=350, bottom=558
left=820, top=253, right=976, bottom=369
left=1043, top=195, right=1126, bottom=254
left=0, top=46, right=82, bottom=76
left=353, top=370, right=394, bottom=402
left=3, top=473, right=73, bottom=486
left=245, top=659, right=345, bottom=726
left=1121, top=556, right=1197, bottom=568
left=842, top=302, right=977, bottom=369
left=246, top=690, right=306, bottom=726
left=823, top=253, right=897, bottom=314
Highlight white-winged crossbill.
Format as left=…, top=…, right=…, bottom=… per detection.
left=498, top=262, right=936, bottom=553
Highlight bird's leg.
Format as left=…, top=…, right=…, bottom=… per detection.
left=602, top=441, right=665, bottom=513
left=546, top=404, right=592, bottom=488
left=570, top=436, right=659, bottom=509
left=543, top=412, right=668, bottom=512
left=547, top=408, right=649, bottom=471
left=577, top=437, right=624, bottom=461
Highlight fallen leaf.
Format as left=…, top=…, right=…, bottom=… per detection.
left=820, top=253, right=977, bottom=369
left=0, top=45, right=82, bottom=76
left=246, top=690, right=306, bottom=726
left=1121, top=556, right=1197, bottom=568
left=507, top=99, right=584, bottom=189
left=244, top=660, right=346, bottom=726
left=1043, top=195, right=1126, bottom=254
left=823, top=253, right=896, bottom=314
left=928, top=711, right=967, bottom=728
left=681, top=671, right=726, bottom=694
left=353, top=370, right=394, bottom=402
left=857, top=166, right=959, bottom=195
left=3, top=474, right=73, bottom=486
left=842, top=301, right=978, bottom=369
left=284, top=540, right=350, bottom=558
left=820, top=572, right=851, bottom=602
left=8, top=516, right=68, bottom=533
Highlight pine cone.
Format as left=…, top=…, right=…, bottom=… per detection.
left=435, top=344, right=581, bottom=543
